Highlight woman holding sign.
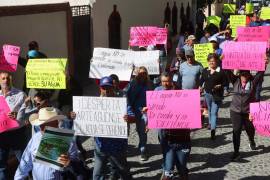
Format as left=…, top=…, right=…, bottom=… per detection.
left=200, top=53, right=227, bottom=140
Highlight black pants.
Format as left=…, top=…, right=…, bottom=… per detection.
left=230, top=110, right=255, bottom=153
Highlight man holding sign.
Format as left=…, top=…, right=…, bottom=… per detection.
left=0, top=71, right=27, bottom=179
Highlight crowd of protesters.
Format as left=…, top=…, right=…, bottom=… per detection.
left=1, top=3, right=270, bottom=180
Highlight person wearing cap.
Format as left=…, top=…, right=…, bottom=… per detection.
left=178, top=49, right=203, bottom=90
left=93, top=76, right=134, bottom=180
left=126, top=66, right=153, bottom=161
left=182, top=35, right=196, bottom=52
left=27, top=41, right=47, bottom=59
left=0, top=71, right=27, bottom=179
left=209, top=37, right=223, bottom=58
left=228, top=70, right=264, bottom=161
left=14, top=107, right=81, bottom=179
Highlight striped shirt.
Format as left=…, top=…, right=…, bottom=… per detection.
left=14, top=131, right=78, bottom=180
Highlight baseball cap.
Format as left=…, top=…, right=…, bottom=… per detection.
left=187, top=35, right=196, bottom=40
left=100, top=76, right=113, bottom=87
left=209, top=36, right=218, bottom=43
left=27, top=50, right=39, bottom=58
left=185, top=49, right=194, bottom=57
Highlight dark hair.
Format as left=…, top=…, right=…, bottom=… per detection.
left=28, top=41, right=39, bottom=50
left=161, top=72, right=172, bottom=80
left=34, top=91, right=51, bottom=101
left=110, top=74, right=119, bottom=83
left=207, top=53, right=219, bottom=62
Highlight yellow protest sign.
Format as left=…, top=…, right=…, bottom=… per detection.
left=194, top=43, right=214, bottom=68
left=206, top=16, right=221, bottom=28
left=223, top=4, right=236, bottom=14
left=245, top=3, right=254, bottom=14
left=26, top=59, right=67, bottom=89
left=260, top=7, right=270, bottom=20
left=230, top=15, right=246, bottom=37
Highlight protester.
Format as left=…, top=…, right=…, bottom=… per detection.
left=0, top=71, right=27, bottom=179
left=92, top=76, right=134, bottom=180
left=228, top=70, right=264, bottom=161
left=178, top=49, right=203, bottom=90
left=27, top=41, right=47, bottom=59
left=14, top=107, right=83, bottom=179
left=182, top=35, right=196, bottom=51
left=200, top=53, right=227, bottom=140
left=127, top=66, right=153, bottom=161
left=110, top=74, right=125, bottom=97
left=210, top=28, right=233, bottom=50
left=199, top=28, right=211, bottom=44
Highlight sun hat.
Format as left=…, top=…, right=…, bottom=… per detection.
left=29, top=107, right=65, bottom=126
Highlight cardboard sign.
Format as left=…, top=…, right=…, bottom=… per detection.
left=222, top=41, right=267, bottom=71
left=206, top=16, right=221, bottom=27
left=260, top=7, right=270, bottom=20
left=89, top=48, right=160, bottom=79
left=237, top=26, right=270, bottom=46
left=223, top=4, right=236, bottom=14
left=35, top=127, right=74, bottom=170
left=73, top=96, right=128, bottom=138
left=26, top=59, right=67, bottom=89
left=250, top=102, right=270, bottom=137
left=0, top=96, right=19, bottom=133
left=146, top=90, right=201, bottom=129
left=230, top=15, right=246, bottom=37
left=129, top=26, right=167, bottom=46
left=0, top=45, right=20, bottom=72
left=194, top=43, right=214, bottom=67
left=245, top=3, right=254, bottom=14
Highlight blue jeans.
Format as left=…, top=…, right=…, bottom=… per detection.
left=93, top=148, right=132, bottom=180
left=136, top=114, right=147, bottom=153
left=205, top=93, right=221, bottom=130
left=164, top=142, right=191, bottom=177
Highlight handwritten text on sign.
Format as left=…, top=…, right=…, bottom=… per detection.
left=260, top=7, right=270, bottom=20
left=230, top=15, right=246, bottom=37
left=0, top=45, right=20, bottom=72
left=250, top=102, right=270, bottom=137
left=26, top=59, right=67, bottom=89
left=89, top=48, right=160, bottom=80
left=194, top=43, right=214, bottom=67
left=146, top=90, right=201, bottom=129
left=0, top=96, right=19, bottom=133
left=237, top=26, right=270, bottom=46
left=222, top=42, right=267, bottom=71
left=73, top=96, right=128, bottom=138
left=129, top=26, right=167, bottom=46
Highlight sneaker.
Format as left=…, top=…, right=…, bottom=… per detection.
left=230, top=152, right=240, bottom=162
left=140, top=152, right=148, bottom=161
left=249, top=141, right=256, bottom=150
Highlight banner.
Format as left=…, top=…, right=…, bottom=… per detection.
left=230, top=15, right=246, bottom=37
left=222, top=41, right=267, bottom=71
left=194, top=43, right=214, bottom=67
left=146, top=90, right=201, bottom=129
left=223, top=4, right=236, bottom=14
left=73, top=96, right=128, bottom=138
left=206, top=16, right=221, bottom=27
left=0, top=96, right=19, bottom=133
left=237, top=26, right=270, bottom=47
left=35, top=127, right=74, bottom=170
left=0, top=45, right=20, bottom=72
left=260, top=7, right=270, bottom=20
left=245, top=3, right=254, bottom=14
left=129, top=26, right=167, bottom=46
left=26, top=59, right=67, bottom=89
left=250, top=102, right=270, bottom=137
left=89, top=48, right=160, bottom=80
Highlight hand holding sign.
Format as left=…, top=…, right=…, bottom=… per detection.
left=0, top=44, right=20, bottom=72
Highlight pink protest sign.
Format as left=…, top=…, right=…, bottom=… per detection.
left=222, top=41, right=267, bottom=71
left=250, top=101, right=270, bottom=137
left=0, top=96, right=19, bottom=133
left=146, top=90, right=201, bottom=129
left=156, top=28, right=167, bottom=45
left=0, top=45, right=20, bottom=72
left=237, top=26, right=270, bottom=46
left=129, top=26, right=157, bottom=46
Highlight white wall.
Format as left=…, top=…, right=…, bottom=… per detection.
left=92, top=0, right=193, bottom=49
left=0, top=11, right=68, bottom=89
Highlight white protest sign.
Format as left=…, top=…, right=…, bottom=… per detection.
left=89, top=48, right=160, bottom=81
left=73, top=96, right=128, bottom=138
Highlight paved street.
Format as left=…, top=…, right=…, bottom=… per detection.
left=83, top=68, right=270, bottom=180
